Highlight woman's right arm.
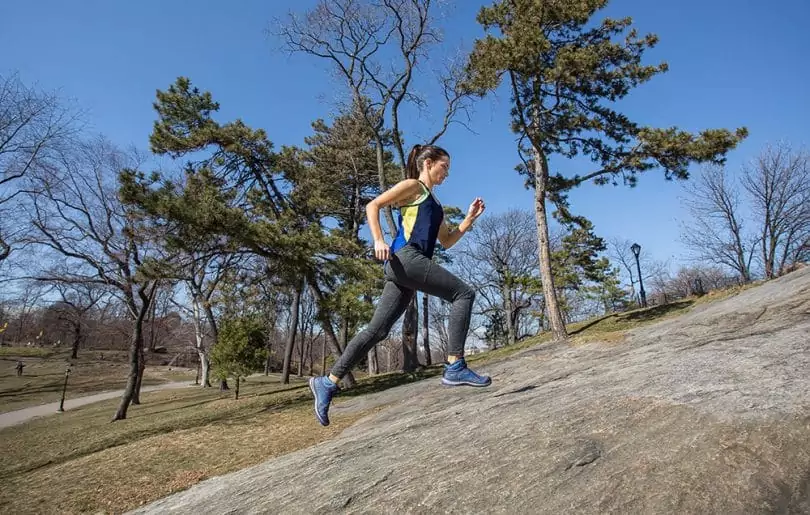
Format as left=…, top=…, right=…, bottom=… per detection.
left=366, top=179, right=422, bottom=260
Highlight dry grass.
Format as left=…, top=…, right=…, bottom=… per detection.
left=0, top=346, right=56, bottom=358
left=0, top=289, right=747, bottom=514
left=0, top=373, right=385, bottom=514
left=19, top=406, right=368, bottom=514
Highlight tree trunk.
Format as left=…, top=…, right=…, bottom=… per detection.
left=202, top=299, right=219, bottom=344
left=421, top=293, right=431, bottom=366
left=264, top=351, right=272, bottom=375
left=199, top=294, right=225, bottom=389
left=192, top=294, right=211, bottom=387
left=502, top=283, right=517, bottom=347
left=264, top=306, right=276, bottom=375
left=767, top=234, right=778, bottom=279
left=321, top=336, right=327, bottom=376
left=198, top=350, right=211, bottom=388
left=297, top=304, right=307, bottom=377
left=70, top=322, right=81, bottom=359
left=111, top=306, right=147, bottom=421
left=533, top=146, right=567, bottom=341
left=367, top=346, right=378, bottom=375
left=148, top=290, right=158, bottom=352
left=297, top=347, right=304, bottom=376
left=509, top=302, right=524, bottom=348
left=282, top=283, right=302, bottom=384
left=235, top=376, right=240, bottom=400
left=308, top=328, right=317, bottom=375
left=339, top=318, right=349, bottom=356
left=132, top=343, right=146, bottom=405
left=401, top=298, right=419, bottom=372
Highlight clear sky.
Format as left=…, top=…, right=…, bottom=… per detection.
left=3, top=0, right=808, bottom=269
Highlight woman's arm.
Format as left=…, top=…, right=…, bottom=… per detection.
left=367, top=179, right=424, bottom=260
left=437, top=218, right=474, bottom=250
left=437, top=197, right=486, bottom=250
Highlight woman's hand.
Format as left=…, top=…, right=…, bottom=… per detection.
left=374, top=239, right=391, bottom=261
left=466, top=197, right=486, bottom=221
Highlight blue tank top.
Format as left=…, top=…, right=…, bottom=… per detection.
left=390, top=180, right=444, bottom=258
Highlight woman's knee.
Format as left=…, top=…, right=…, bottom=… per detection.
left=455, top=284, right=476, bottom=302
left=362, top=323, right=392, bottom=343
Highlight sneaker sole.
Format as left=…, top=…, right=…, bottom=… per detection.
left=441, top=377, right=492, bottom=387
left=308, top=377, right=330, bottom=426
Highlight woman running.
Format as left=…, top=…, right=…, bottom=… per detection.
left=309, top=143, right=490, bottom=426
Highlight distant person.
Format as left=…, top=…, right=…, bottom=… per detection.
left=309, top=144, right=490, bottom=427
left=15, top=360, right=25, bottom=377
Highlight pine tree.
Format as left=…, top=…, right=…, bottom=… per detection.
left=551, top=214, right=610, bottom=316
left=286, top=102, right=397, bottom=357
left=134, top=77, right=363, bottom=386
left=466, top=0, right=747, bottom=340
left=211, top=316, right=267, bottom=400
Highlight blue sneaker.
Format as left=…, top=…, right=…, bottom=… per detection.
left=309, top=376, right=339, bottom=426
left=441, top=358, right=491, bottom=387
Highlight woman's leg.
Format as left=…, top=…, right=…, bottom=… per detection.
left=329, top=280, right=414, bottom=380
left=388, top=247, right=475, bottom=358
left=388, top=247, right=490, bottom=386
left=310, top=278, right=412, bottom=426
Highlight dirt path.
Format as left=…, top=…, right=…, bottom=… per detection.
left=0, top=381, right=194, bottom=429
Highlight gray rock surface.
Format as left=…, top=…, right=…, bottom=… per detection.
left=132, top=268, right=810, bottom=514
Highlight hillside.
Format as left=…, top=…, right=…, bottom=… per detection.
left=132, top=267, right=810, bottom=514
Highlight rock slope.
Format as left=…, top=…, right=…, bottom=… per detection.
left=132, top=268, right=810, bottom=514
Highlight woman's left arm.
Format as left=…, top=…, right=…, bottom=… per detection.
left=438, top=197, right=485, bottom=250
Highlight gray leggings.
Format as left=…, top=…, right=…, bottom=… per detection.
left=330, top=244, right=476, bottom=379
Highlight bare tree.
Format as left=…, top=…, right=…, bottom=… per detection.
left=167, top=253, right=239, bottom=388
left=742, top=143, right=810, bottom=278
left=281, top=280, right=303, bottom=384
left=652, top=265, right=739, bottom=300
left=456, top=209, right=540, bottom=348
left=680, top=165, right=755, bottom=283
left=145, top=282, right=176, bottom=353
left=297, top=284, right=317, bottom=377
left=0, top=73, right=78, bottom=265
left=4, top=281, right=47, bottom=345
left=46, top=282, right=106, bottom=359
left=277, top=0, right=478, bottom=373
left=24, top=137, right=164, bottom=421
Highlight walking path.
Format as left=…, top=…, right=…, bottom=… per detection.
left=0, top=381, right=194, bottom=430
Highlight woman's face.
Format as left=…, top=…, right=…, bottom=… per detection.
left=426, top=156, right=450, bottom=185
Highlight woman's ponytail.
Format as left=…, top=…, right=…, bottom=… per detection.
left=406, top=144, right=422, bottom=179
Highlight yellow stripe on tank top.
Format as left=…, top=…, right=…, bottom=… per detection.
left=400, top=204, right=419, bottom=241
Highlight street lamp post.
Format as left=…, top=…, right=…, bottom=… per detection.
left=57, top=364, right=71, bottom=413
left=631, top=243, right=648, bottom=308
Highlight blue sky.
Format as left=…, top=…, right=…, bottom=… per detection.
left=3, top=0, right=808, bottom=270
